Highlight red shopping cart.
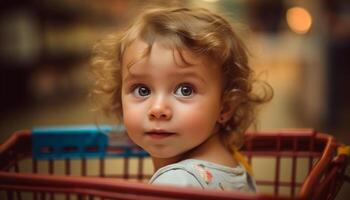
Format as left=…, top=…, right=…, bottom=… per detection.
left=0, top=126, right=349, bottom=200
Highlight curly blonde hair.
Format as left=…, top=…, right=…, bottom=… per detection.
left=90, top=7, right=273, bottom=150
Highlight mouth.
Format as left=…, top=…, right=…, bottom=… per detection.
left=145, top=130, right=176, bottom=139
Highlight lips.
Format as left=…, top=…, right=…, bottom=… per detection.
left=145, top=131, right=176, bottom=139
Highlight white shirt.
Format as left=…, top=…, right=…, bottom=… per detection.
left=149, top=159, right=256, bottom=192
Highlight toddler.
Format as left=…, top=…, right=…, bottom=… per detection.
left=91, top=7, right=272, bottom=192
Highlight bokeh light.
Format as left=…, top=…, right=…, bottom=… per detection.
left=286, top=6, right=312, bottom=34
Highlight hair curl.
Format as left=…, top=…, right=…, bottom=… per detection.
left=90, top=7, right=273, bottom=149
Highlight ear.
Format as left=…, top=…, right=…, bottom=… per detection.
left=218, top=102, right=235, bottom=124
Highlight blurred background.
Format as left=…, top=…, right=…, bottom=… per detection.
left=1, top=0, right=349, bottom=143
left=0, top=0, right=349, bottom=198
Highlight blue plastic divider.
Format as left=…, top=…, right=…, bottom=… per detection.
left=32, top=125, right=148, bottom=160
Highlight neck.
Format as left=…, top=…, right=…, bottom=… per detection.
left=185, top=133, right=235, bottom=166
left=152, top=156, right=183, bottom=172
left=151, top=132, right=237, bottom=171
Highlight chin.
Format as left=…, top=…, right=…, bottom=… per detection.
left=148, top=150, right=181, bottom=159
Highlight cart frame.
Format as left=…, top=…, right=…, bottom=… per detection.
left=0, top=127, right=348, bottom=200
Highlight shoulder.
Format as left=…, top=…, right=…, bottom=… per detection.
left=149, top=159, right=257, bottom=192
left=149, top=162, right=205, bottom=188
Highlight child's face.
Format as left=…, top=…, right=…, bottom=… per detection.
left=121, top=39, right=224, bottom=159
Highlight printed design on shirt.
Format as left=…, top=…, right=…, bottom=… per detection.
left=194, top=164, right=213, bottom=184
left=218, top=182, right=225, bottom=190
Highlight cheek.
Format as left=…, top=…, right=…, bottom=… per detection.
left=177, top=103, right=220, bottom=133
left=123, top=111, right=138, bottom=131
left=122, top=99, right=143, bottom=133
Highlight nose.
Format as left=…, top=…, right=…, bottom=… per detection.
left=148, top=96, right=172, bottom=120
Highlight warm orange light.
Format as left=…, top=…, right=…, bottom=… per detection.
left=202, top=0, right=219, bottom=2
left=286, top=7, right=312, bottom=34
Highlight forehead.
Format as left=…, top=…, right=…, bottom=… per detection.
left=121, top=39, right=224, bottom=90
left=122, top=39, right=215, bottom=70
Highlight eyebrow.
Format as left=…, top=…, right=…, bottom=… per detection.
left=123, top=73, right=147, bottom=83
left=123, top=70, right=207, bottom=84
left=175, top=71, right=207, bottom=84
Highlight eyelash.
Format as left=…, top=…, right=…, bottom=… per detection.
left=130, top=83, right=196, bottom=98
